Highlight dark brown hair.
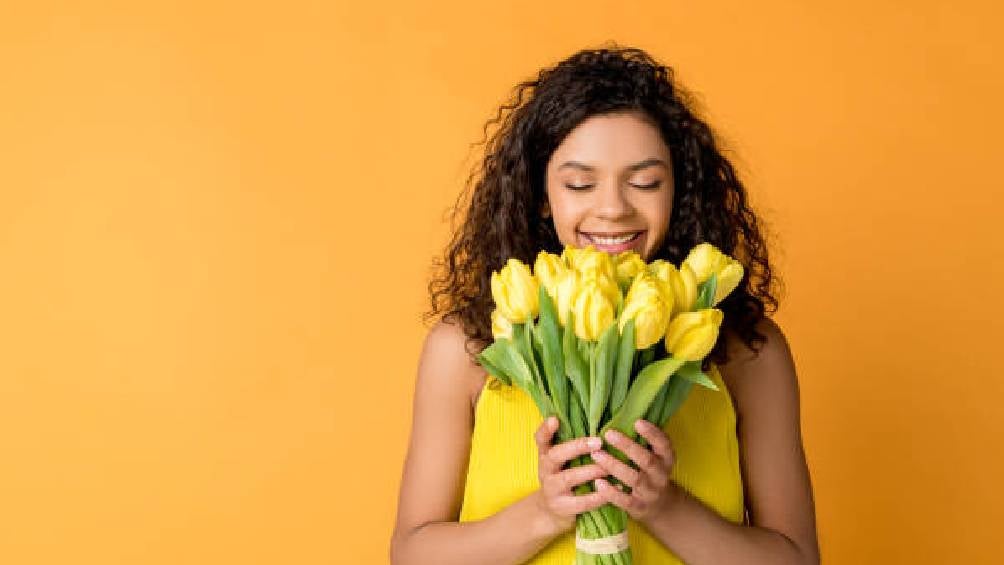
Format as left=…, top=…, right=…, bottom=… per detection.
left=423, top=43, right=783, bottom=370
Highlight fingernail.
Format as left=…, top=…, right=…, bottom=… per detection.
left=605, top=430, right=618, bottom=442
left=587, top=437, right=602, bottom=449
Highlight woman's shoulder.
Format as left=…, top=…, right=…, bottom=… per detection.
left=422, top=315, right=489, bottom=409
left=718, top=317, right=797, bottom=420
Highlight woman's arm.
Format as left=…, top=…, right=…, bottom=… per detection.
left=389, top=320, right=564, bottom=565
left=637, top=317, right=821, bottom=564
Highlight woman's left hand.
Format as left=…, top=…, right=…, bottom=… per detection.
left=589, top=419, right=682, bottom=525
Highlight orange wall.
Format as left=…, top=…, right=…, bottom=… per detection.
left=1, top=2, right=1001, bottom=563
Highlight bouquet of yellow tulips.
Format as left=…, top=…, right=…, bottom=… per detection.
left=477, top=242, right=743, bottom=565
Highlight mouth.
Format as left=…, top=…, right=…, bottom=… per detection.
left=578, top=230, right=645, bottom=253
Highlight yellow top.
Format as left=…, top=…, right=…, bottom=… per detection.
left=459, top=362, right=746, bottom=564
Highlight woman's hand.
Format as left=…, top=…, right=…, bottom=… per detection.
left=591, top=418, right=683, bottom=526
left=532, top=415, right=610, bottom=536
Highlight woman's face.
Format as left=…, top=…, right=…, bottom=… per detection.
left=543, top=111, right=674, bottom=262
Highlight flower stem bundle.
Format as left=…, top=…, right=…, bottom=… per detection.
left=478, top=243, right=743, bottom=564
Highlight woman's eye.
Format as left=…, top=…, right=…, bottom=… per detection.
left=564, top=181, right=661, bottom=190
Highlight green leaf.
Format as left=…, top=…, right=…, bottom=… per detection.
left=657, top=375, right=694, bottom=427
left=475, top=346, right=511, bottom=386
left=677, top=359, right=719, bottom=391
left=645, top=375, right=671, bottom=424
left=517, top=321, right=560, bottom=423
left=600, top=355, right=686, bottom=448
left=610, top=319, right=635, bottom=415
left=696, top=271, right=719, bottom=310
left=637, top=345, right=657, bottom=371
left=521, top=320, right=546, bottom=393
left=588, top=322, right=619, bottom=435
left=475, top=338, right=532, bottom=390
left=568, top=384, right=587, bottom=438
left=566, top=390, right=590, bottom=476
left=537, top=285, right=571, bottom=441
left=562, top=310, right=590, bottom=414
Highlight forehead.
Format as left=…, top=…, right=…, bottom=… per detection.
left=548, top=111, right=670, bottom=170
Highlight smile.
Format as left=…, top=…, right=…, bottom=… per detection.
left=578, top=231, right=644, bottom=253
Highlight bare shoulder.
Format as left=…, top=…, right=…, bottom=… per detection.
left=421, top=317, right=489, bottom=409
left=718, top=317, right=820, bottom=562
left=719, top=317, right=797, bottom=414
left=390, top=317, right=487, bottom=549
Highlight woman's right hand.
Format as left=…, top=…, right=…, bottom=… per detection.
left=532, top=415, right=609, bottom=536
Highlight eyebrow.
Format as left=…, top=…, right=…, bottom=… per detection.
left=557, top=158, right=669, bottom=172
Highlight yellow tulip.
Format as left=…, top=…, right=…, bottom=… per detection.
left=560, top=244, right=585, bottom=270
left=562, top=244, right=617, bottom=281
left=613, top=251, right=647, bottom=288
left=533, top=251, right=567, bottom=300
left=490, top=308, right=513, bottom=339
left=649, top=260, right=697, bottom=315
left=571, top=276, right=616, bottom=341
left=664, top=309, right=724, bottom=361
left=490, top=258, right=539, bottom=323
left=712, top=262, right=744, bottom=306
left=584, top=271, right=622, bottom=312
left=682, top=243, right=744, bottom=306
left=552, top=269, right=580, bottom=326
left=681, top=243, right=722, bottom=283
left=618, top=272, right=672, bottom=349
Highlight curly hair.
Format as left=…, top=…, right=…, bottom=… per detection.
left=423, top=43, right=783, bottom=372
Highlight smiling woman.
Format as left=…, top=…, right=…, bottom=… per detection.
left=543, top=112, right=675, bottom=259
left=390, top=44, right=818, bottom=565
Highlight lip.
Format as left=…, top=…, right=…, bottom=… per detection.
left=578, top=230, right=646, bottom=254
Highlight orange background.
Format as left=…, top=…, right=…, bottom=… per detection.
left=1, top=2, right=1001, bottom=563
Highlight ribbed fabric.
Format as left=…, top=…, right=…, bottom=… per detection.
left=458, top=362, right=746, bottom=564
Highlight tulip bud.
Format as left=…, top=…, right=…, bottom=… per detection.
left=563, top=244, right=617, bottom=282
left=586, top=271, right=622, bottom=312
left=614, top=251, right=646, bottom=288
left=533, top=251, right=567, bottom=300
left=664, top=309, right=724, bottom=361
left=560, top=244, right=586, bottom=269
left=712, top=262, right=744, bottom=307
left=553, top=269, right=580, bottom=326
left=682, top=243, right=744, bottom=306
left=490, top=258, right=539, bottom=323
left=649, top=260, right=697, bottom=315
left=571, top=276, right=616, bottom=341
left=618, top=272, right=672, bottom=349
left=490, top=308, right=513, bottom=339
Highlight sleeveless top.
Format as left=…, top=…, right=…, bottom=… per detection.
left=458, top=362, right=746, bottom=564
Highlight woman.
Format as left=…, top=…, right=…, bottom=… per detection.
left=391, top=44, right=820, bottom=564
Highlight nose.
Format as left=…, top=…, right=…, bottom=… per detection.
left=593, top=181, right=634, bottom=221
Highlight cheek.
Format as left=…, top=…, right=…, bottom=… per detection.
left=546, top=196, right=581, bottom=232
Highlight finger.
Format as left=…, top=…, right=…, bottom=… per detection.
left=534, top=416, right=558, bottom=451
left=547, top=463, right=608, bottom=493
left=595, top=478, right=638, bottom=515
left=633, top=419, right=674, bottom=467
left=556, top=490, right=608, bottom=515
left=603, top=428, right=656, bottom=472
left=547, top=435, right=603, bottom=469
left=589, top=448, right=641, bottom=489
left=535, top=417, right=559, bottom=473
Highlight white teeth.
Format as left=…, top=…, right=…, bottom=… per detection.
left=587, top=232, right=638, bottom=245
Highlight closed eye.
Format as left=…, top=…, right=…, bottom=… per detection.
left=564, top=182, right=662, bottom=190
left=633, top=181, right=661, bottom=189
